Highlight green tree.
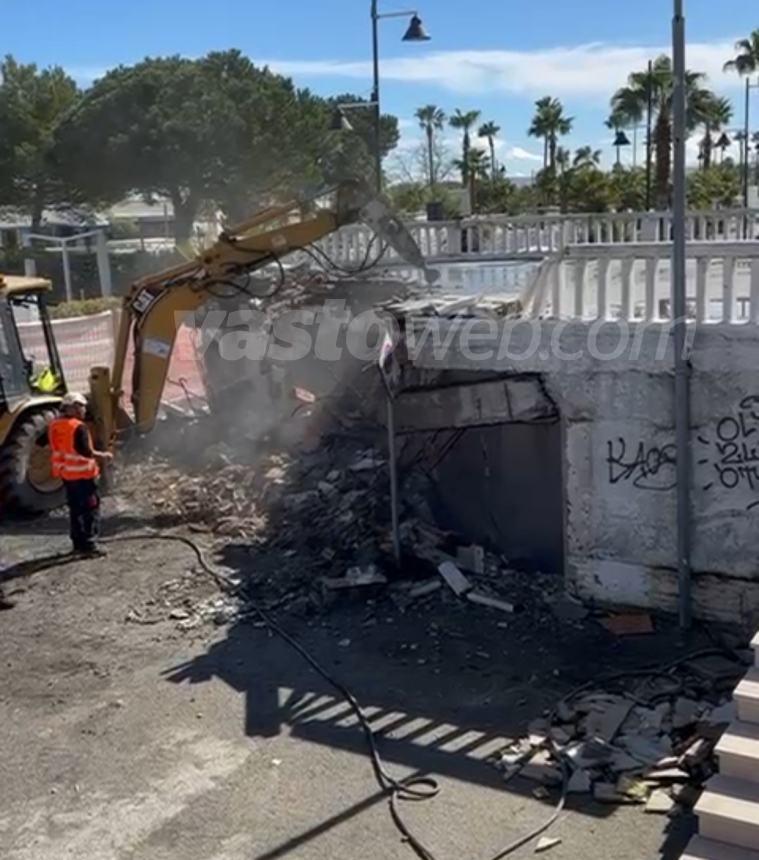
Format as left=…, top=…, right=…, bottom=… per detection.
left=454, top=148, right=488, bottom=212
left=699, top=95, right=733, bottom=170
left=611, top=55, right=715, bottom=207
left=449, top=109, right=481, bottom=184
left=688, top=163, right=741, bottom=209
left=0, top=55, right=81, bottom=229
left=415, top=105, right=446, bottom=188
left=573, top=146, right=602, bottom=168
left=477, top=121, right=501, bottom=179
left=724, top=30, right=759, bottom=76
left=325, top=92, right=399, bottom=190
left=528, top=97, right=573, bottom=173
left=56, top=53, right=399, bottom=241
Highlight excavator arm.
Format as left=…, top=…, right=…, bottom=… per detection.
left=89, top=180, right=430, bottom=448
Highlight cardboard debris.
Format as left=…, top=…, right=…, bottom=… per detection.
left=600, top=613, right=654, bottom=636
left=437, top=561, right=472, bottom=597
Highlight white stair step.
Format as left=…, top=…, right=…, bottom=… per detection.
left=752, top=633, right=759, bottom=668
left=683, top=836, right=759, bottom=860
left=696, top=775, right=759, bottom=852
left=735, top=670, right=759, bottom=724
left=717, top=720, right=759, bottom=784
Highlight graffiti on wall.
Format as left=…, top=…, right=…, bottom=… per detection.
left=698, top=395, right=759, bottom=510
left=606, top=396, right=759, bottom=510
left=606, top=439, right=677, bottom=491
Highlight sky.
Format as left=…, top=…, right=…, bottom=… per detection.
left=4, top=0, right=759, bottom=177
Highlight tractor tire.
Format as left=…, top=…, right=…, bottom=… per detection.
left=0, top=409, right=65, bottom=515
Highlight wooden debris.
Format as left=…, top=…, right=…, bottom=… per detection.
left=600, top=613, right=654, bottom=636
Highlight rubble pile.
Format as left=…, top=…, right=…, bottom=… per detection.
left=497, top=652, right=745, bottom=815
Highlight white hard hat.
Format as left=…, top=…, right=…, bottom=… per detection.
left=61, top=392, right=87, bottom=408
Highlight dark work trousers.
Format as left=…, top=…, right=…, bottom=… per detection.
left=64, top=479, right=101, bottom=552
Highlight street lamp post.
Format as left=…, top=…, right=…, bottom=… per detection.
left=742, top=77, right=759, bottom=217
left=672, top=0, right=691, bottom=630
left=370, top=2, right=430, bottom=192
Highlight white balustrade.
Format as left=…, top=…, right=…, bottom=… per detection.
left=317, top=208, right=759, bottom=268
left=523, top=241, right=759, bottom=324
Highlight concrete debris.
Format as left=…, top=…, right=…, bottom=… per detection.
left=519, top=750, right=563, bottom=786
left=466, top=591, right=515, bottom=614
left=322, top=566, right=388, bottom=590
left=673, top=697, right=702, bottom=729
left=567, top=769, right=592, bottom=794
left=701, top=700, right=736, bottom=726
left=593, top=782, right=628, bottom=803
left=548, top=594, right=589, bottom=624
left=535, top=837, right=562, bottom=853
left=583, top=698, right=635, bottom=743
left=408, top=580, right=443, bottom=600
left=645, top=789, right=675, bottom=814
left=437, top=562, right=472, bottom=597
left=456, top=545, right=485, bottom=574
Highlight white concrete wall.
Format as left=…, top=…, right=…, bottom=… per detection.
left=407, top=319, right=759, bottom=624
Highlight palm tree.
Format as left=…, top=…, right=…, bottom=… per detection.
left=724, top=30, right=759, bottom=76
left=700, top=95, right=733, bottom=169
left=478, top=121, right=501, bottom=179
left=528, top=97, right=573, bottom=173
left=449, top=109, right=481, bottom=184
left=573, top=146, right=602, bottom=168
left=415, top=104, right=446, bottom=188
left=454, top=147, right=488, bottom=212
left=611, top=55, right=715, bottom=206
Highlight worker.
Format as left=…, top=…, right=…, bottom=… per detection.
left=49, top=392, right=112, bottom=557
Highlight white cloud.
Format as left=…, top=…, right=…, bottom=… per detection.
left=263, top=38, right=743, bottom=100
left=507, top=146, right=544, bottom=162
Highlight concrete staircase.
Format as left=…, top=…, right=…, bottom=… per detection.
left=683, top=634, right=759, bottom=859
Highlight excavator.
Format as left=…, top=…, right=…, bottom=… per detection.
left=0, top=180, right=430, bottom=515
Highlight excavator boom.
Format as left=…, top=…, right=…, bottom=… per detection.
left=89, top=180, right=430, bottom=448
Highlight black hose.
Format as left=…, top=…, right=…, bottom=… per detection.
left=98, top=535, right=747, bottom=859
left=100, top=532, right=569, bottom=859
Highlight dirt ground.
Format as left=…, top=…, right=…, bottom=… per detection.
left=0, top=484, right=713, bottom=860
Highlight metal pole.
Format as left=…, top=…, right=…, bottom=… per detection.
left=61, top=240, right=73, bottom=302
left=646, top=59, right=654, bottom=210
left=672, top=0, right=691, bottom=630
left=386, top=396, right=401, bottom=565
left=371, top=0, right=383, bottom=192
left=744, top=77, right=751, bottom=237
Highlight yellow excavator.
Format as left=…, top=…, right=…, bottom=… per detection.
left=0, top=180, right=429, bottom=515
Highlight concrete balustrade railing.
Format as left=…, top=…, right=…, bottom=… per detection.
left=523, top=241, right=759, bottom=324
left=319, top=208, right=759, bottom=265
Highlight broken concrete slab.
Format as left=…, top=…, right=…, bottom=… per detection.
left=645, top=789, right=675, bottom=814
left=548, top=594, right=589, bottom=624
left=456, top=545, right=485, bottom=575
left=583, top=698, right=635, bottom=743
left=673, top=697, right=702, bottom=729
left=467, top=591, right=515, bottom=613
left=437, top=561, right=472, bottom=597
left=567, top=769, right=591, bottom=794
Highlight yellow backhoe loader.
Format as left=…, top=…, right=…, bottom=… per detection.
left=0, top=180, right=429, bottom=515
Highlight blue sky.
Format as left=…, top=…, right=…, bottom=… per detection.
left=4, top=0, right=759, bottom=176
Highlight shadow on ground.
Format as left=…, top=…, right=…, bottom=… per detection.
left=164, top=542, right=704, bottom=860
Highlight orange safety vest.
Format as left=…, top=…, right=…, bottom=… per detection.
left=48, top=417, right=100, bottom=482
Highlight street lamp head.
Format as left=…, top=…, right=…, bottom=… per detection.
left=330, top=108, right=354, bottom=132
left=613, top=130, right=631, bottom=147
left=402, top=14, right=430, bottom=42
